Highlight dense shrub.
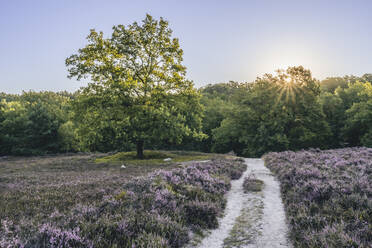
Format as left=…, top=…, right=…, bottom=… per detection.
left=265, top=147, right=372, bottom=248
left=183, top=200, right=219, bottom=229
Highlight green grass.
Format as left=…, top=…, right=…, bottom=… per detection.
left=95, top=150, right=214, bottom=165
left=223, top=198, right=264, bottom=248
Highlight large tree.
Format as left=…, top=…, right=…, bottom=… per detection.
left=66, top=15, right=204, bottom=158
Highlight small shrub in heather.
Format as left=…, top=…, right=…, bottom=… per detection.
left=3, top=158, right=246, bottom=247
left=242, top=175, right=264, bottom=193
left=264, top=147, right=372, bottom=248
left=183, top=200, right=220, bottom=229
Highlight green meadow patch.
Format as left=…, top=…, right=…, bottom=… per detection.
left=95, top=150, right=214, bottom=166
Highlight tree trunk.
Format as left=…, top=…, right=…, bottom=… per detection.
left=136, top=140, right=144, bottom=159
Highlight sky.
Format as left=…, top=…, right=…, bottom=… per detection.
left=1, top=0, right=372, bottom=93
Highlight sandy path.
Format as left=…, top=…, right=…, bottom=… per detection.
left=245, top=158, right=291, bottom=247
left=196, top=158, right=291, bottom=248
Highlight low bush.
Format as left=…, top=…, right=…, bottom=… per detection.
left=183, top=200, right=220, bottom=229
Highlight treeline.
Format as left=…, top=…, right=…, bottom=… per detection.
left=0, top=91, right=79, bottom=155
left=1, top=67, right=371, bottom=156
left=196, top=68, right=372, bottom=156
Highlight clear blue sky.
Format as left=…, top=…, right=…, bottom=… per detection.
left=1, top=0, right=372, bottom=93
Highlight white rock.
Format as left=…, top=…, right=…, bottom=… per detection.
left=121, top=165, right=126, bottom=168
left=163, top=158, right=172, bottom=162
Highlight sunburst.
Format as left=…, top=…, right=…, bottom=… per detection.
left=274, top=75, right=301, bottom=106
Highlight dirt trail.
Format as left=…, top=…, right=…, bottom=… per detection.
left=197, top=158, right=291, bottom=248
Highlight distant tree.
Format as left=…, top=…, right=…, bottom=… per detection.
left=320, top=74, right=372, bottom=93
left=0, top=100, right=27, bottom=155
left=199, top=96, right=231, bottom=152
left=320, top=77, right=349, bottom=93
left=343, top=82, right=372, bottom=147
left=0, top=92, right=20, bottom=102
left=335, top=81, right=367, bottom=110
left=58, top=121, right=79, bottom=152
left=66, top=14, right=204, bottom=158
left=361, top=73, right=372, bottom=82
left=201, top=81, right=250, bottom=102
left=213, top=66, right=331, bottom=156
left=0, top=92, right=74, bottom=155
left=318, top=78, right=372, bottom=148
left=193, top=82, right=248, bottom=152
left=318, top=92, right=344, bottom=147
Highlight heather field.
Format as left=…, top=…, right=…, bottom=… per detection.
left=265, top=147, right=372, bottom=248
left=0, top=152, right=246, bottom=247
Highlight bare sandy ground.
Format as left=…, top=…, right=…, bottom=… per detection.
left=197, top=158, right=291, bottom=248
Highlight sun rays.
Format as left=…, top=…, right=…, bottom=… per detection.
left=271, top=71, right=302, bottom=107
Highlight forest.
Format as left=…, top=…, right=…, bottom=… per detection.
left=1, top=70, right=371, bottom=157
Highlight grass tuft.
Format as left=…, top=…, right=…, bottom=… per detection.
left=243, top=176, right=264, bottom=193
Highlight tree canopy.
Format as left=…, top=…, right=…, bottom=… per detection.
left=65, top=14, right=204, bottom=158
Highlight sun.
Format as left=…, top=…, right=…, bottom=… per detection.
left=274, top=74, right=301, bottom=105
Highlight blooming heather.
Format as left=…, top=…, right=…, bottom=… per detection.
left=1, top=158, right=246, bottom=248
left=265, top=147, right=372, bottom=248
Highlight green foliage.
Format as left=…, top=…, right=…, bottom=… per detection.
left=320, top=74, right=372, bottom=93
left=213, top=66, right=331, bottom=157
left=58, top=121, right=79, bottom=152
left=1, top=66, right=371, bottom=157
left=201, top=81, right=249, bottom=102
left=197, top=83, right=244, bottom=152
left=66, top=14, right=205, bottom=158
left=343, top=82, right=372, bottom=147
left=318, top=80, right=372, bottom=147
left=212, top=116, right=246, bottom=154
left=0, top=100, right=28, bottom=155
left=335, top=81, right=367, bottom=110
left=0, top=91, right=77, bottom=155
left=318, top=76, right=372, bottom=148
left=0, top=92, right=20, bottom=102
left=318, top=92, right=344, bottom=147
left=320, top=77, right=350, bottom=93
left=208, top=72, right=372, bottom=155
